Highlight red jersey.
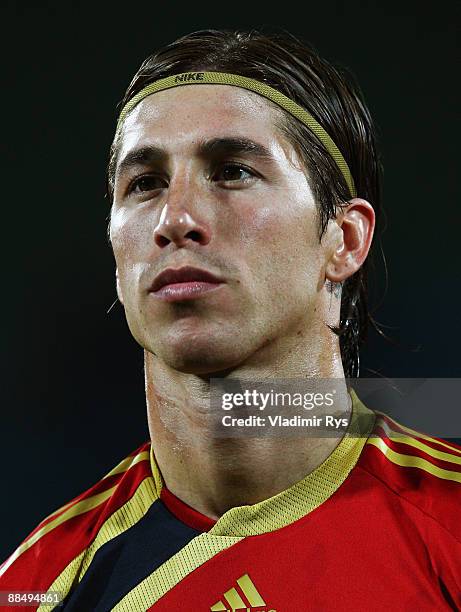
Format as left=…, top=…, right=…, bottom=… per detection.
left=1, top=391, right=460, bottom=611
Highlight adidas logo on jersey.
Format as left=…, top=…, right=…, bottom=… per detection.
left=210, top=573, right=276, bottom=611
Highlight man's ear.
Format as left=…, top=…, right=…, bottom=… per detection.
left=115, top=268, right=124, bottom=305
left=325, top=198, right=375, bottom=282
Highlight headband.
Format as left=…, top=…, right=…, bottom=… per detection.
left=117, top=71, right=357, bottom=198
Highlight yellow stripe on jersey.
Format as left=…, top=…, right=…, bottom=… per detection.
left=112, top=533, right=243, bottom=611
left=101, top=449, right=151, bottom=479
left=37, top=450, right=150, bottom=524
left=367, top=437, right=461, bottom=483
left=149, top=445, right=165, bottom=497
left=0, top=486, right=117, bottom=578
left=78, top=476, right=157, bottom=580
left=377, top=419, right=461, bottom=467
left=375, top=410, right=461, bottom=456
left=37, top=551, right=86, bottom=611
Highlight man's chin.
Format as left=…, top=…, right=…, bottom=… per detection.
left=150, top=336, right=245, bottom=376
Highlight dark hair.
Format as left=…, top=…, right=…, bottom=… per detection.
left=107, top=29, right=384, bottom=377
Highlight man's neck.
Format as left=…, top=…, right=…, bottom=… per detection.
left=144, top=330, right=349, bottom=521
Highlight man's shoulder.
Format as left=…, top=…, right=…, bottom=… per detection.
left=0, top=441, right=155, bottom=593
left=356, top=408, right=461, bottom=539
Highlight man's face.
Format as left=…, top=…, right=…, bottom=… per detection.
left=110, top=85, right=334, bottom=374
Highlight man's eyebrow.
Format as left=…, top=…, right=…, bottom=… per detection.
left=116, top=137, right=275, bottom=177
left=116, top=145, right=166, bottom=177
left=196, top=137, right=275, bottom=161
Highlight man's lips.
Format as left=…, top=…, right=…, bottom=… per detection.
left=149, top=266, right=225, bottom=302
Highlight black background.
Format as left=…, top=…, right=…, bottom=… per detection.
left=2, top=1, right=459, bottom=559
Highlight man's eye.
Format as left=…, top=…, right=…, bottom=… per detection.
left=213, top=163, right=255, bottom=183
left=129, top=175, right=167, bottom=194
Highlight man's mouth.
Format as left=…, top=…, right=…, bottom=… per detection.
left=149, top=266, right=225, bottom=302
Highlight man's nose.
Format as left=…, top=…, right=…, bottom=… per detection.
left=153, top=178, right=211, bottom=248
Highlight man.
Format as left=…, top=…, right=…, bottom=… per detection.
left=1, top=29, right=459, bottom=611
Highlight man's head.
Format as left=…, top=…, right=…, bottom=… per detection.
left=107, top=29, right=381, bottom=377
